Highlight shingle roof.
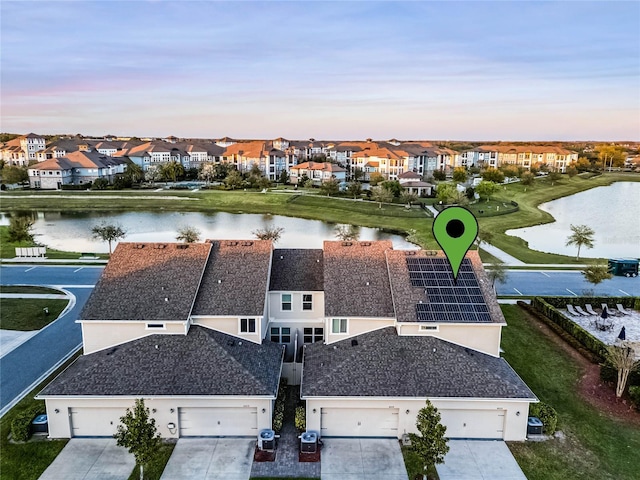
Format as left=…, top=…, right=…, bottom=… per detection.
left=81, top=242, right=211, bottom=322
left=323, top=241, right=395, bottom=318
left=38, top=326, right=283, bottom=397
left=270, top=249, right=324, bottom=291
left=301, top=327, right=535, bottom=399
left=192, top=240, right=273, bottom=316
left=385, top=250, right=505, bottom=324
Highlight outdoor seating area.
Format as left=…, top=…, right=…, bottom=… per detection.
left=564, top=303, right=640, bottom=347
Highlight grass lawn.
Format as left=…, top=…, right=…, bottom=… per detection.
left=402, top=445, right=439, bottom=479
left=126, top=440, right=176, bottom=480
left=501, top=304, right=640, bottom=480
left=0, top=286, right=62, bottom=294
left=0, top=298, right=68, bottom=330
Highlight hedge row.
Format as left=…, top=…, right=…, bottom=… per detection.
left=11, top=403, right=46, bottom=442
left=538, top=296, right=637, bottom=310
left=272, top=379, right=287, bottom=433
left=530, top=297, right=609, bottom=361
left=529, top=402, right=558, bottom=434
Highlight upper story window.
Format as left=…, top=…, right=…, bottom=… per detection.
left=240, top=318, right=256, bottom=333
left=332, top=318, right=348, bottom=334
left=281, top=294, right=292, bottom=311
left=302, top=294, right=313, bottom=311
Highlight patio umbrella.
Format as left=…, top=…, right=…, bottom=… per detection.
left=618, top=326, right=626, bottom=341
left=601, top=307, right=608, bottom=319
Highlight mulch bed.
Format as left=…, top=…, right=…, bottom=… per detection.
left=299, top=449, right=321, bottom=462
left=253, top=445, right=276, bottom=462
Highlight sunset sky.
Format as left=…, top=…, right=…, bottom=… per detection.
left=1, top=1, right=638, bottom=141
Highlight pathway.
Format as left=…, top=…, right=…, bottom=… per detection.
left=478, top=242, right=526, bottom=266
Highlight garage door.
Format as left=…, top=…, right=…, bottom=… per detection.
left=439, top=409, right=505, bottom=439
left=321, top=407, right=399, bottom=437
left=70, top=407, right=127, bottom=437
left=179, top=407, right=257, bottom=436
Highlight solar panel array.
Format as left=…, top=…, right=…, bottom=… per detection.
left=406, top=257, right=492, bottom=323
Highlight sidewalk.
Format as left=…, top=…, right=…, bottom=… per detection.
left=1, top=257, right=107, bottom=264
left=478, top=242, right=526, bottom=266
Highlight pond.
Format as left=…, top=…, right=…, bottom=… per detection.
left=0, top=211, right=418, bottom=253
left=506, top=182, right=640, bottom=259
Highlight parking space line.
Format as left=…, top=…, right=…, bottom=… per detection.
left=513, top=288, right=523, bottom=296
left=566, top=288, right=578, bottom=296
left=539, top=272, right=550, bottom=277
left=619, top=289, right=630, bottom=296
left=24, top=267, right=36, bottom=272
left=73, top=267, right=83, bottom=273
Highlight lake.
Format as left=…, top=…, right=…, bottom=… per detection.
left=0, top=211, right=418, bottom=253
left=506, top=181, right=640, bottom=258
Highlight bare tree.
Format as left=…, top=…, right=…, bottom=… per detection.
left=334, top=224, right=360, bottom=241
left=252, top=226, right=284, bottom=243
left=176, top=226, right=201, bottom=243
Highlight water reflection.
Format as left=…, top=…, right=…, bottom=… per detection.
left=0, top=211, right=417, bottom=253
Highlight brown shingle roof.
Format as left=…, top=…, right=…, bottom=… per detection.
left=323, top=240, right=395, bottom=318
left=81, top=242, right=211, bottom=322
left=270, top=249, right=324, bottom=291
left=192, top=240, right=273, bottom=316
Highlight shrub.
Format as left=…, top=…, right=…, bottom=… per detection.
left=529, top=402, right=558, bottom=434
left=629, top=386, right=640, bottom=411
left=295, top=406, right=306, bottom=432
left=11, top=404, right=45, bottom=442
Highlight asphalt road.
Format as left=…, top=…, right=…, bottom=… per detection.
left=497, top=270, right=640, bottom=297
left=0, top=265, right=103, bottom=414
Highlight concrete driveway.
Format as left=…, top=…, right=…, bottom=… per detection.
left=39, top=438, right=135, bottom=480
left=436, top=439, right=527, bottom=480
left=321, top=438, right=408, bottom=480
left=160, top=437, right=254, bottom=480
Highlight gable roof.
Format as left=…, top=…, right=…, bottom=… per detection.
left=81, top=242, right=211, bottom=322
left=301, top=327, right=535, bottom=399
left=270, top=249, right=324, bottom=291
left=323, top=240, right=394, bottom=318
left=38, top=326, right=283, bottom=397
left=192, top=240, right=273, bottom=316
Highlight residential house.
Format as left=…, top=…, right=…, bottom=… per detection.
left=20, top=133, right=46, bottom=161
left=289, top=161, right=346, bottom=186
left=223, top=141, right=294, bottom=180
left=471, top=145, right=578, bottom=172
left=397, top=171, right=433, bottom=196
left=38, top=240, right=536, bottom=441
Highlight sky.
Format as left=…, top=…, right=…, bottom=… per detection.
left=1, top=1, right=639, bottom=141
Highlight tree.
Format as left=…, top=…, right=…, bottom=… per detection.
left=92, top=178, right=109, bottom=190
left=435, top=183, right=457, bottom=204
left=500, top=166, right=519, bottom=179
left=486, top=260, right=507, bottom=292
left=125, top=162, right=144, bottom=184
left=176, top=226, right=201, bottom=243
left=320, top=178, right=340, bottom=196
left=91, top=223, right=126, bottom=254
left=596, top=144, right=626, bottom=171
left=452, top=167, right=467, bottom=183
left=199, top=163, right=215, bottom=184
left=369, top=172, right=385, bottom=186
left=278, top=170, right=289, bottom=185
left=299, top=173, right=310, bottom=186
left=582, top=264, right=613, bottom=286
left=160, top=161, right=184, bottom=183
left=474, top=181, right=498, bottom=202
left=370, top=185, right=393, bottom=208
left=346, top=181, right=362, bottom=199
left=351, top=167, right=364, bottom=182
left=257, top=176, right=271, bottom=190
left=606, top=344, right=639, bottom=398
left=432, top=169, right=446, bottom=182
left=1, top=166, right=28, bottom=184
left=334, top=224, right=360, bottom=241
left=144, top=165, right=161, bottom=185
left=547, top=171, right=561, bottom=186
left=224, top=169, right=244, bottom=190
left=409, top=400, right=449, bottom=479
left=114, top=399, right=162, bottom=480
left=566, top=165, right=578, bottom=178
left=253, top=226, right=284, bottom=243
left=520, top=171, right=535, bottom=186
left=475, top=227, right=493, bottom=249
left=8, top=215, right=34, bottom=242
left=481, top=168, right=504, bottom=184
left=381, top=180, right=401, bottom=197
left=565, top=224, right=595, bottom=260
left=400, top=191, right=418, bottom=207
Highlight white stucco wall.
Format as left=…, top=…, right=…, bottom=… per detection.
left=396, top=323, right=503, bottom=357
left=325, top=317, right=396, bottom=345
left=268, top=291, right=325, bottom=321
left=81, top=321, right=187, bottom=354
left=191, top=316, right=262, bottom=344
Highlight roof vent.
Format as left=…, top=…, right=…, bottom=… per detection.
left=360, top=242, right=371, bottom=246
left=241, top=241, right=253, bottom=246
left=176, top=244, right=188, bottom=249
left=164, top=297, right=169, bottom=302
left=366, top=281, right=370, bottom=286
left=135, top=244, right=145, bottom=249
left=155, top=345, right=159, bottom=349
left=217, top=279, right=222, bottom=284
left=341, top=241, right=352, bottom=246
left=351, top=339, right=358, bottom=347
left=280, top=255, right=284, bottom=260
left=155, top=244, right=167, bottom=249
left=227, top=241, right=238, bottom=246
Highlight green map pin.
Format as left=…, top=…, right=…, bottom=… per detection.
left=432, top=206, right=479, bottom=282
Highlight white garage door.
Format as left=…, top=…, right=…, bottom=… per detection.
left=321, top=407, right=399, bottom=437
left=439, top=409, right=505, bottom=439
left=179, top=407, right=257, bottom=436
left=70, top=407, right=127, bottom=437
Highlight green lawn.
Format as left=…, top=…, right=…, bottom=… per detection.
left=127, top=441, right=176, bottom=480
left=0, top=225, right=107, bottom=260
left=0, top=286, right=62, bottom=294
left=501, top=304, right=640, bottom=480
left=402, top=445, right=439, bottom=479
left=0, top=298, right=68, bottom=330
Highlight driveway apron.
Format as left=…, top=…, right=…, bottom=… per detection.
left=321, top=438, right=408, bottom=480
left=436, top=439, right=527, bottom=480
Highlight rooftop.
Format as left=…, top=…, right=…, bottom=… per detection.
left=270, top=249, right=324, bottom=292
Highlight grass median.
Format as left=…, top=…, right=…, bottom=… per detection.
left=0, top=298, right=68, bottom=330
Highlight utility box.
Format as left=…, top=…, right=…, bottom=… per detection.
left=527, top=417, right=543, bottom=435
left=608, top=259, right=639, bottom=277
left=31, top=414, right=48, bottom=434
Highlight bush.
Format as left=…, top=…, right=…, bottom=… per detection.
left=295, top=406, right=306, bottom=432
left=91, top=178, right=109, bottom=190
left=11, top=404, right=45, bottom=442
left=272, top=379, right=287, bottom=433
left=529, top=402, right=558, bottom=434
left=629, top=386, right=640, bottom=411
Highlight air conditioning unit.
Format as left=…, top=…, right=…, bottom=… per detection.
left=300, top=431, right=318, bottom=453
left=258, top=429, right=275, bottom=450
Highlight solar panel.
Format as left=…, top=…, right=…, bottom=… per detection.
left=407, top=257, right=491, bottom=323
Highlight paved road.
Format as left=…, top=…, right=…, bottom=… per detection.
left=497, top=270, right=640, bottom=297
left=0, top=265, right=103, bottom=415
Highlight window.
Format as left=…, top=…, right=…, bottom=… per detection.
left=146, top=323, right=165, bottom=330
left=240, top=318, right=256, bottom=333
left=304, top=327, right=324, bottom=343
left=332, top=318, right=348, bottom=334
left=281, top=294, right=292, bottom=311
left=270, top=327, right=291, bottom=343
left=302, top=294, right=313, bottom=311
left=419, top=325, right=439, bottom=332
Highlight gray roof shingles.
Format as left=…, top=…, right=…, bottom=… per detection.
left=301, top=327, right=535, bottom=400
left=81, top=242, right=211, bottom=322
left=323, top=241, right=395, bottom=318
left=192, top=240, right=273, bottom=316
left=269, top=249, right=324, bottom=291
left=39, top=326, right=283, bottom=397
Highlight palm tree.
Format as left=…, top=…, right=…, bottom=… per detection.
left=565, top=224, right=595, bottom=260
left=91, top=223, right=126, bottom=254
